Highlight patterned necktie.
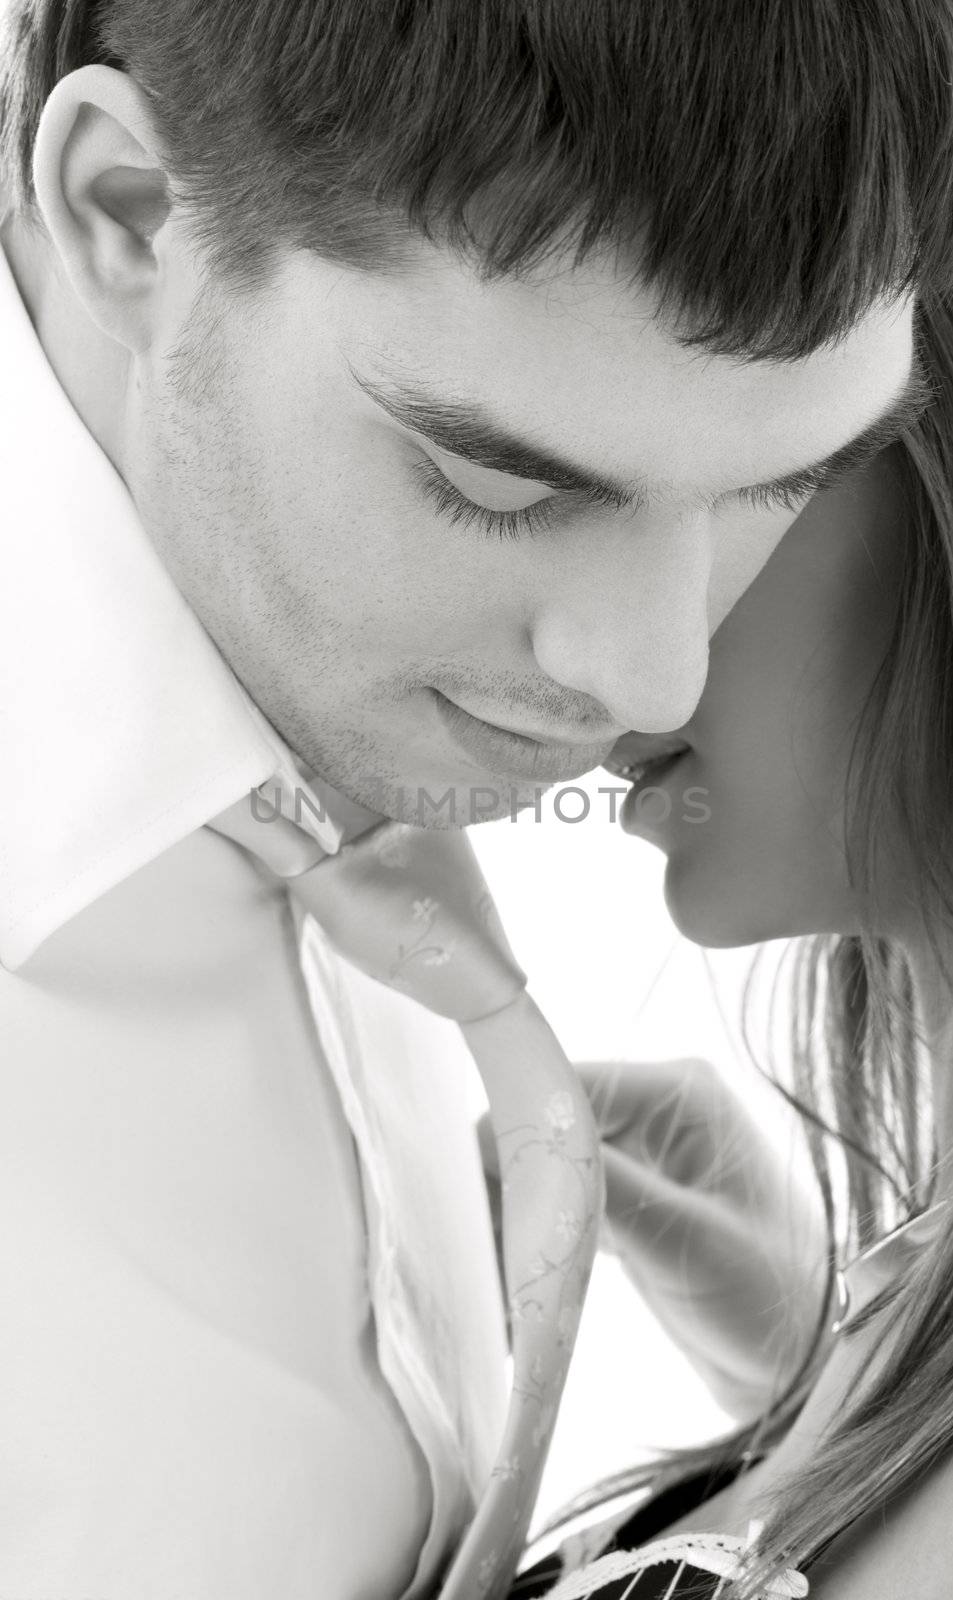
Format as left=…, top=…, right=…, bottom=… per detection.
left=209, top=787, right=604, bottom=1599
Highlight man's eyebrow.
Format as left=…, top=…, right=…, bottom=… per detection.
left=348, top=354, right=935, bottom=512
left=743, top=356, right=936, bottom=503
left=348, top=360, right=646, bottom=509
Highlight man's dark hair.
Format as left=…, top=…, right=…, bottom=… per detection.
left=3, top=0, right=953, bottom=358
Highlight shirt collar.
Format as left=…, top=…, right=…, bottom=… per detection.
left=0, top=230, right=346, bottom=972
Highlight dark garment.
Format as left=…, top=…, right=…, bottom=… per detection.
left=508, top=1455, right=761, bottom=1598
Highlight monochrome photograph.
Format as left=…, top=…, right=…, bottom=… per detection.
left=1, top=3, right=951, bottom=1596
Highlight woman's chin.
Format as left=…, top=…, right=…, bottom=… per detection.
left=661, top=853, right=800, bottom=949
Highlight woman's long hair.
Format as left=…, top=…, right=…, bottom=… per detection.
left=539, top=287, right=953, bottom=1596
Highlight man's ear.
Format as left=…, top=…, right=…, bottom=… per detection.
left=31, top=64, right=172, bottom=351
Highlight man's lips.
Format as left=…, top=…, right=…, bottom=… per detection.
left=430, top=691, right=618, bottom=782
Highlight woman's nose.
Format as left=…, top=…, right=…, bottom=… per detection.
left=530, top=512, right=713, bottom=734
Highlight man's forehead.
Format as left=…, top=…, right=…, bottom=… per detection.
left=352, top=230, right=913, bottom=379
left=345, top=271, right=917, bottom=501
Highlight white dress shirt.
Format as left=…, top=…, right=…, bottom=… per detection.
left=0, top=229, right=508, bottom=1599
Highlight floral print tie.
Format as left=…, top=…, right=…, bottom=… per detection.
left=208, top=794, right=605, bottom=1599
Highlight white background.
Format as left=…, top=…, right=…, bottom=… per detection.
left=468, top=768, right=811, bottom=1533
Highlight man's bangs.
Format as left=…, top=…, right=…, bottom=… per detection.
left=6, top=0, right=953, bottom=358
left=337, top=2, right=953, bottom=361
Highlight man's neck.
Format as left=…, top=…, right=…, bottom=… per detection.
left=0, top=209, right=129, bottom=481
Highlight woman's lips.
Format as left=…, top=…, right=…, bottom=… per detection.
left=604, top=733, right=693, bottom=784
left=619, top=745, right=693, bottom=832
left=617, top=750, right=687, bottom=785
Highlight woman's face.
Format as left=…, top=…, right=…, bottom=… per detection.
left=612, top=446, right=908, bottom=947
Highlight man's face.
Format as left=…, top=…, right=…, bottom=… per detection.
left=127, top=220, right=915, bottom=823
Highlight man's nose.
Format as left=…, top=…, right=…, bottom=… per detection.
left=529, top=511, right=713, bottom=734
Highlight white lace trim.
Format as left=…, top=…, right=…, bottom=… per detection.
left=543, top=1530, right=809, bottom=1598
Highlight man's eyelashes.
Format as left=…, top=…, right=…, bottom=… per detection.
left=410, top=455, right=822, bottom=544
left=409, top=456, right=557, bottom=540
